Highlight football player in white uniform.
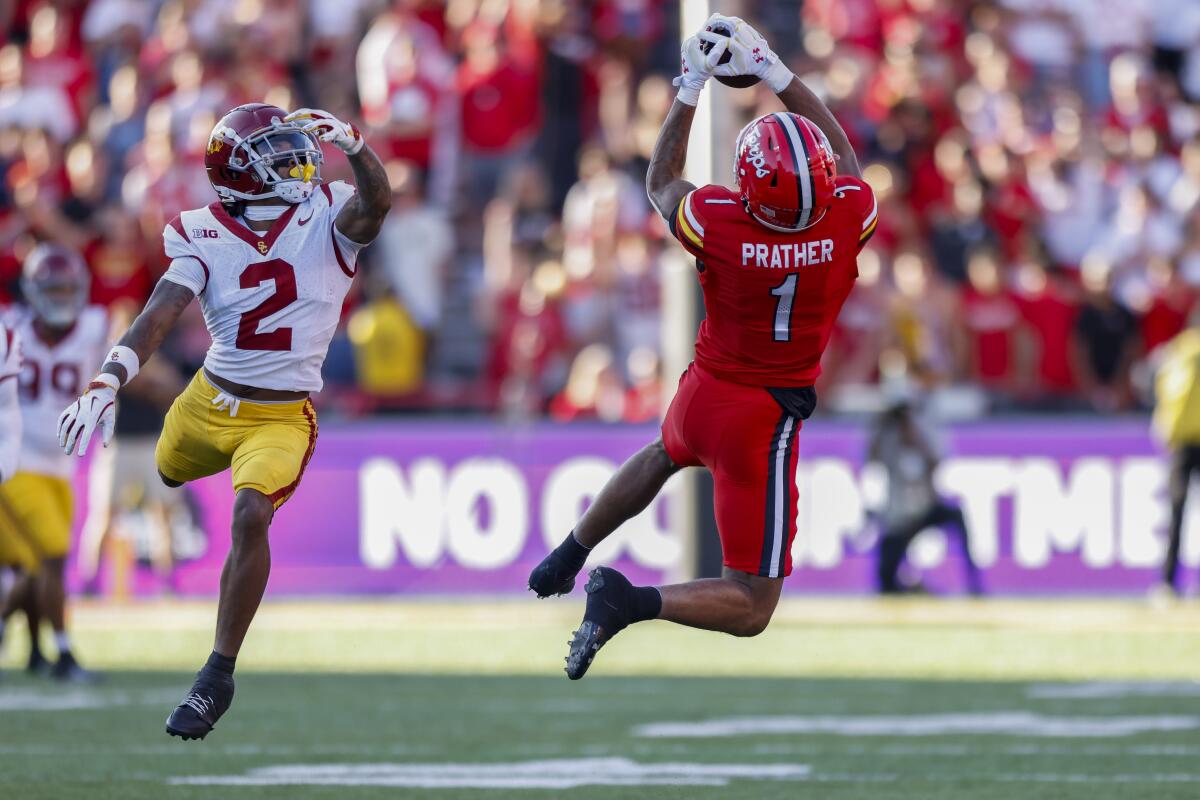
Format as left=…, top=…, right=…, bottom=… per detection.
left=0, top=244, right=107, bottom=681
left=0, top=323, right=20, bottom=483
left=0, top=321, right=18, bottom=676
left=57, top=103, right=390, bottom=739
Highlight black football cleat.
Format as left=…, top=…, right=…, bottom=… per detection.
left=26, top=649, right=50, bottom=676
left=565, top=567, right=633, bottom=680
left=165, top=668, right=235, bottom=741
left=528, top=551, right=578, bottom=598
left=50, top=652, right=100, bottom=684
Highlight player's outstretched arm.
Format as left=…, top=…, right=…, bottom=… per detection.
left=285, top=108, right=391, bottom=245
left=716, top=17, right=861, bottom=179
left=775, top=78, right=861, bottom=179
left=103, top=280, right=195, bottom=384
left=336, top=142, right=391, bottom=244
left=646, top=101, right=699, bottom=220
left=647, top=30, right=728, bottom=219
left=57, top=279, right=194, bottom=457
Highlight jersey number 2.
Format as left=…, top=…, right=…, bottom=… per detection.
left=236, top=258, right=297, bottom=352
left=769, top=274, right=797, bottom=342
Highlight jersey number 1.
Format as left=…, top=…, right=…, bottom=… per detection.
left=769, top=274, right=797, bottom=342
left=236, top=258, right=297, bottom=352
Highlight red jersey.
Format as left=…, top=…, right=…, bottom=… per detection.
left=668, top=177, right=877, bottom=387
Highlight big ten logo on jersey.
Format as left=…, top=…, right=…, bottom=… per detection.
left=192, top=227, right=219, bottom=239
left=741, top=240, right=834, bottom=269
left=19, top=360, right=81, bottom=402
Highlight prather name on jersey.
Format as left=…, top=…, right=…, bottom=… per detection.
left=741, top=239, right=834, bottom=269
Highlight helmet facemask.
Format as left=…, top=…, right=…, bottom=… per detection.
left=219, top=123, right=323, bottom=204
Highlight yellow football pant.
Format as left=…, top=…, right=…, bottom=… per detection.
left=0, top=473, right=73, bottom=572
left=155, top=371, right=318, bottom=509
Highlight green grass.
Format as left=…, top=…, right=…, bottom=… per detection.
left=3, top=598, right=1200, bottom=799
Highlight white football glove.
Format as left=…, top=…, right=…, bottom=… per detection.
left=284, top=108, right=364, bottom=155
left=712, top=16, right=795, bottom=93
left=57, top=376, right=117, bottom=457
left=672, top=31, right=728, bottom=106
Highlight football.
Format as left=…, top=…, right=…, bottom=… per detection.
left=702, top=23, right=761, bottom=88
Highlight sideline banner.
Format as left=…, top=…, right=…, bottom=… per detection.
left=71, top=419, right=1189, bottom=596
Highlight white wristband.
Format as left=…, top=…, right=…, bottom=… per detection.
left=764, top=62, right=796, bottom=94
left=676, top=83, right=702, bottom=107
left=102, top=345, right=140, bottom=385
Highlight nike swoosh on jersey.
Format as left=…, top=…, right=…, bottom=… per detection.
left=297, top=211, right=314, bottom=226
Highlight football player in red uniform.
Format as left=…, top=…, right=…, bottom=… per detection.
left=529, top=16, right=877, bottom=679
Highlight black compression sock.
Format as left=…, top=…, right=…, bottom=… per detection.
left=630, top=586, right=663, bottom=624
left=555, top=530, right=591, bottom=572
left=205, top=650, right=236, bottom=675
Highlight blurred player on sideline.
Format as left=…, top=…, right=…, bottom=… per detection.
left=1152, top=319, right=1200, bottom=597
left=56, top=104, right=389, bottom=738
left=867, top=391, right=982, bottom=596
left=0, top=320, right=22, bottom=671
left=0, top=245, right=107, bottom=681
left=530, top=16, right=877, bottom=678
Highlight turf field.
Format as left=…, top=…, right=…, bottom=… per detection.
left=3, top=598, right=1200, bottom=799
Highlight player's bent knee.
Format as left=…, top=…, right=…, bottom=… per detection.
left=231, top=490, right=274, bottom=537
left=731, top=609, right=774, bottom=638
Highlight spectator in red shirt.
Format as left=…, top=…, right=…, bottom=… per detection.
left=357, top=11, right=453, bottom=172
left=1014, top=251, right=1081, bottom=405
left=1141, top=256, right=1195, bottom=353
left=962, top=247, right=1026, bottom=396
left=457, top=24, right=540, bottom=206
left=21, top=4, right=92, bottom=133
left=86, top=205, right=151, bottom=312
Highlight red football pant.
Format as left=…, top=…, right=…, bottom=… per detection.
left=661, top=363, right=801, bottom=578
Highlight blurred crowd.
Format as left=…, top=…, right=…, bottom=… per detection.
left=1, top=0, right=1199, bottom=420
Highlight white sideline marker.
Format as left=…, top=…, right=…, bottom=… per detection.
left=634, top=712, right=1200, bottom=739
left=169, top=758, right=812, bottom=789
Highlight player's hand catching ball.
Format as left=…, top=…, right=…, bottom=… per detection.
left=285, top=108, right=364, bottom=155
left=57, top=375, right=117, bottom=457
left=712, top=16, right=795, bottom=93
left=672, top=31, right=729, bottom=106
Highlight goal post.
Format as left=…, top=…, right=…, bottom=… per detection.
left=661, top=0, right=746, bottom=581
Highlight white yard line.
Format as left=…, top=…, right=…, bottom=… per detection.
left=1027, top=681, right=1200, bottom=699
left=0, top=688, right=179, bottom=712
left=169, top=758, right=813, bottom=789
left=635, top=712, right=1200, bottom=739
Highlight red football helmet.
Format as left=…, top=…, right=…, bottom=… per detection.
left=204, top=103, right=323, bottom=205
left=734, top=112, right=837, bottom=232
left=22, top=242, right=90, bottom=328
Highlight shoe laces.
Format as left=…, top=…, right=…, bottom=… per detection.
left=182, top=691, right=213, bottom=717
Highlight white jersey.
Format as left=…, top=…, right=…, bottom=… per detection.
left=6, top=306, right=108, bottom=479
left=161, top=180, right=364, bottom=392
